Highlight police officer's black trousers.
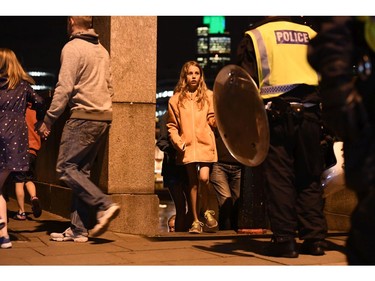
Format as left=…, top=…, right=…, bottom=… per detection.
left=263, top=107, right=328, bottom=241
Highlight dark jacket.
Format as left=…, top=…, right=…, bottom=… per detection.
left=213, top=127, right=241, bottom=165
left=308, top=16, right=375, bottom=192
left=156, top=112, right=186, bottom=186
left=308, top=16, right=375, bottom=141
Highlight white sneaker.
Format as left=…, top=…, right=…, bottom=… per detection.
left=90, top=203, right=120, bottom=237
left=0, top=236, right=12, bottom=249
left=204, top=210, right=218, bottom=228
left=50, top=227, right=88, bottom=243
left=189, top=221, right=203, bottom=234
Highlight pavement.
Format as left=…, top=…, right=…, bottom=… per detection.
left=0, top=198, right=355, bottom=280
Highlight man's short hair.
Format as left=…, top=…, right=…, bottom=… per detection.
left=70, top=16, right=93, bottom=29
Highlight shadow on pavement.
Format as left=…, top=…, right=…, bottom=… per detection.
left=193, top=236, right=269, bottom=257
left=192, top=236, right=347, bottom=257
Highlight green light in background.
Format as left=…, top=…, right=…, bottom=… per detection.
left=203, top=16, right=226, bottom=34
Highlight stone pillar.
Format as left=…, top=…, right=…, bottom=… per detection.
left=93, top=16, right=159, bottom=236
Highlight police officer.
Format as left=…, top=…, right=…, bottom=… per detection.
left=308, top=16, right=375, bottom=265
left=237, top=16, right=328, bottom=258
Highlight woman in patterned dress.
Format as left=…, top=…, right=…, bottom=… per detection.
left=0, top=48, right=45, bottom=249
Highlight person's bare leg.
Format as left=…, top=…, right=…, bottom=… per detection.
left=25, top=181, right=37, bottom=199
left=0, top=170, right=11, bottom=237
left=0, top=195, right=7, bottom=232
left=198, top=164, right=210, bottom=212
left=15, top=182, right=26, bottom=213
left=199, top=164, right=218, bottom=229
left=184, top=186, right=194, bottom=228
left=25, top=181, right=42, bottom=218
left=186, top=163, right=199, bottom=222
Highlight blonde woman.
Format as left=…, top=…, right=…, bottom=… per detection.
left=167, top=61, right=218, bottom=234
left=0, top=48, right=45, bottom=248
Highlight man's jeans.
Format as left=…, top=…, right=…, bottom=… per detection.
left=56, top=119, right=112, bottom=233
left=210, top=162, right=242, bottom=230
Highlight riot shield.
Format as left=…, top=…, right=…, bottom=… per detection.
left=213, top=64, right=269, bottom=166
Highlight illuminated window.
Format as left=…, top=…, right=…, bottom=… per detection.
left=197, top=26, right=209, bottom=36
left=197, top=38, right=208, bottom=54
left=203, top=16, right=226, bottom=34
left=209, top=36, right=231, bottom=53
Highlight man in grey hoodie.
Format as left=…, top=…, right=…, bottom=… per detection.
left=37, top=16, right=120, bottom=242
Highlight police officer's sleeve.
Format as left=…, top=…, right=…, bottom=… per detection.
left=236, top=34, right=259, bottom=85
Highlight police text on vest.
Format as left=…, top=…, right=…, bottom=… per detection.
left=274, top=30, right=310, bottom=45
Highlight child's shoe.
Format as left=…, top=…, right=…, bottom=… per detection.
left=13, top=211, right=26, bottom=220
left=31, top=196, right=42, bottom=218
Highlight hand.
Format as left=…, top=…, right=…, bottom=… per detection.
left=208, top=117, right=217, bottom=128
left=36, top=121, right=51, bottom=140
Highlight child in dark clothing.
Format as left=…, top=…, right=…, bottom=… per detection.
left=157, top=112, right=192, bottom=232
left=11, top=107, right=42, bottom=220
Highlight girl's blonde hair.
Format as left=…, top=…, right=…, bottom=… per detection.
left=174, top=60, right=208, bottom=110
left=0, top=48, right=35, bottom=90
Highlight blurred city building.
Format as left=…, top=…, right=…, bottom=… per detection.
left=196, top=16, right=231, bottom=82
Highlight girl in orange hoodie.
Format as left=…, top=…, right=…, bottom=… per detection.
left=167, top=61, right=218, bottom=234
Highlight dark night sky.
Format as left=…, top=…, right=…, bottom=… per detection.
left=0, top=16, right=260, bottom=84
left=156, top=16, right=261, bottom=80
left=0, top=16, right=67, bottom=73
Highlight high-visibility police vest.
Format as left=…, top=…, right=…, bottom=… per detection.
left=358, top=16, right=375, bottom=52
left=246, top=21, right=319, bottom=99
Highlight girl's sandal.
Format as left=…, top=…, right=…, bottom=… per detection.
left=13, top=211, right=27, bottom=220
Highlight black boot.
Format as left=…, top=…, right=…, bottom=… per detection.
left=266, top=237, right=299, bottom=258
left=300, top=239, right=326, bottom=256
